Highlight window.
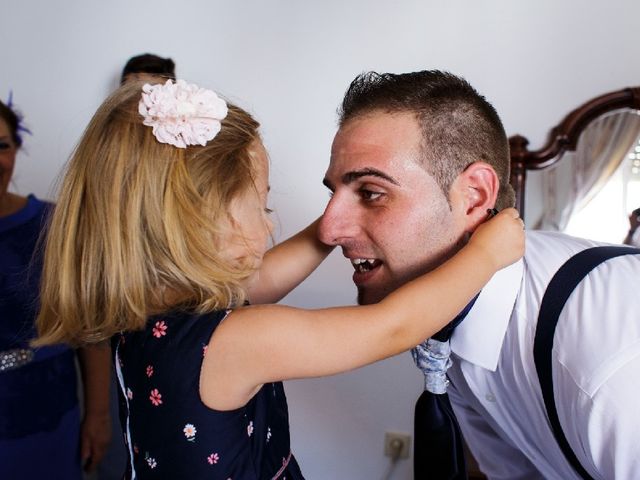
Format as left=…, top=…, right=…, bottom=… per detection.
left=564, top=138, right=640, bottom=243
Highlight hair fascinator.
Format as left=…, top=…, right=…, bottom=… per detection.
left=138, top=79, right=228, bottom=149
left=6, top=91, right=32, bottom=146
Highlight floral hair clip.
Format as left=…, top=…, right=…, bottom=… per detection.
left=138, top=79, right=228, bottom=149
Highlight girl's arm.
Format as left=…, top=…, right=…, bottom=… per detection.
left=247, top=217, right=334, bottom=304
left=77, top=342, right=112, bottom=471
left=202, top=209, right=524, bottom=410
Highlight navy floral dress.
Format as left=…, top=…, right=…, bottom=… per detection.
left=114, top=309, right=305, bottom=479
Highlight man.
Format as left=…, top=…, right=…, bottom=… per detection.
left=318, top=70, right=640, bottom=479
left=120, top=53, right=176, bottom=85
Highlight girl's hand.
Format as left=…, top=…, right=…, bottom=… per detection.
left=468, top=208, right=525, bottom=270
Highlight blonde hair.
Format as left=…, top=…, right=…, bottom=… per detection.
left=36, top=81, right=261, bottom=346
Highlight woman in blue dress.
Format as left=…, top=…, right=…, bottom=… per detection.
left=0, top=98, right=112, bottom=478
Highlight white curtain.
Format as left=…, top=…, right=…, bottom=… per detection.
left=535, top=109, right=640, bottom=231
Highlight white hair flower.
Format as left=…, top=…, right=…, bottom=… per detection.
left=138, top=79, right=228, bottom=148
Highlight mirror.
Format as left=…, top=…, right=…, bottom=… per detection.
left=509, top=88, right=640, bottom=242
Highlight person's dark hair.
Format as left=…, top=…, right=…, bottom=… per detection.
left=0, top=99, right=24, bottom=148
left=120, top=53, right=176, bottom=84
left=338, top=70, right=515, bottom=209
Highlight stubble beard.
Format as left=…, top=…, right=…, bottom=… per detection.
left=355, top=235, right=468, bottom=306
left=356, top=286, right=385, bottom=306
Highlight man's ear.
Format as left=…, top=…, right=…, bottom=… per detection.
left=454, top=161, right=499, bottom=231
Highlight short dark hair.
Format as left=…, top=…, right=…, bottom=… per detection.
left=0, top=99, right=25, bottom=148
left=339, top=70, right=514, bottom=209
left=120, top=53, right=176, bottom=84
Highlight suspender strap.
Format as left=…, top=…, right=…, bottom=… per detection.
left=534, top=246, right=640, bottom=480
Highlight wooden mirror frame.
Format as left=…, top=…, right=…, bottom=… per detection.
left=509, top=87, right=640, bottom=218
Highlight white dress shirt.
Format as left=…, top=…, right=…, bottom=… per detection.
left=447, top=231, right=640, bottom=480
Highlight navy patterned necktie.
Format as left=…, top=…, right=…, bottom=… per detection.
left=411, top=295, right=478, bottom=480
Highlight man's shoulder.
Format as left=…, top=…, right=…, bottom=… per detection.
left=525, top=230, right=602, bottom=252
left=520, top=231, right=601, bottom=287
left=524, top=230, right=640, bottom=276
left=526, top=231, right=640, bottom=397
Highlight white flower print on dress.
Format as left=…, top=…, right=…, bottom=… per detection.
left=266, top=427, right=272, bottom=442
left=183, top=423, right=197, bottom=442
left=145, top=453, right=157, bottom=469
left=247, top=420, right=254, bottom=437
left=146, top=365, right=154, bottom=377
left=126, top=388, right=133, bottom=400
left=207, top=452, right=219, bottom=465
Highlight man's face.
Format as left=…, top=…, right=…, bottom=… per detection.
left=318, top=111, right=468, bottom=305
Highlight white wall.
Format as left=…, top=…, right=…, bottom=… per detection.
left=3, top=1, right=640, bottom=478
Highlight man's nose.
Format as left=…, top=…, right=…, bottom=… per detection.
left=318, top=194, right=358, bottom=246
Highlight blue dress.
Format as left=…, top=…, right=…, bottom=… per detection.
left=114, top=309, right=306, bottom=479
left=0, top=194, right=82, bottom=479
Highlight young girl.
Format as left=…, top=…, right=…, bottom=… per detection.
left=36, top=80, right=524, bottom=479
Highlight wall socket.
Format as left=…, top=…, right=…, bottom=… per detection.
left=384, top=431, right=411, bottom=459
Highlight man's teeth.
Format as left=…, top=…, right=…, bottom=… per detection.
left=351, top=258, right=376, bottom=273
left=352, top=258, right=370, bottom=265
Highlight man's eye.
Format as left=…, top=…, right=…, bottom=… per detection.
left=360, top=189, right=383, bottom=201
left=0, top=142, right=11, bottom=150
left=264, top=207, right=274, bottom=214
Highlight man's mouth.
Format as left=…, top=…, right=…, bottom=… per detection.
left=350, top=258, right=382, bottom=274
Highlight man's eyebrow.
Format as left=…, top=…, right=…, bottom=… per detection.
left=323, top=168, right=400, bottom=190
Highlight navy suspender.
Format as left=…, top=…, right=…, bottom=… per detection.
left=533, top=246, right=640, bottom=479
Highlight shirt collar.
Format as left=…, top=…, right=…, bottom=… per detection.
left=449, top=258, right=523, bottom=371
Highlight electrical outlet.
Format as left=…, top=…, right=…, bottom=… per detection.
left=384, top=431, right=411, bottom=459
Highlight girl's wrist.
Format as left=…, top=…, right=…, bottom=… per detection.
left=461, top=241, right=498, bottom=273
